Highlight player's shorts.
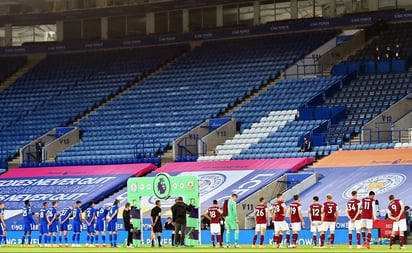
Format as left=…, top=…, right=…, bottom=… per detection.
left=87, top=224, right=95, bottom=233
left=291, top=222, right=302, bottom=232
left=107, top=221, right=117, bottom=232
left=49, top=222, right=58, bottom=233
left=392, top=219, right=407, bottom=232
left=24, top=223, right=32, bottom=233
left=39, top=223, right=49, bottom=234
left=255, top=223, right=267, bottom=232
left=225, top=219, right=239, bottom=230
left=322, top=221, right=336, bottom=232
left=274, top=221, right=289, bottom=232
left=60, top=221, right=69, bottom=231
left=310, top=221, right=321, bottom=233
left=361, top=219, right=373, bottom=229
left=72, top=222, right=82, bottom=233
left=348, top=220, right=362, bottom=231
left=211, top=223, right=221, bottom=234
left=95, top=220, right=106, bottom=232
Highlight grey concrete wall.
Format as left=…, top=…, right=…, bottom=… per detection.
left=173, top=121, right=210, bottom=160
left=45, top=127, right=80, bottom=160
left=362, top=94, right=412, bottom=143
left=393, top=110, right=412, bottom=142
left=200, top=118, right=236, bottom=155
left=317, top=29, right=365, bottom=72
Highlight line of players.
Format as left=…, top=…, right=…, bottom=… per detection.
left=16, top=199, right=121, bottom=248
left=203, top=191, right=407, bottom=249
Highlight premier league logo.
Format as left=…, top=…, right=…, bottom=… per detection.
left=153, top=173, right=171, bottom=199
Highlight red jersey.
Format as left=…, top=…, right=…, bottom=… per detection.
left=346, top=198, right=361, bottom=220
left=207, top=206, right=221, bottom=224
left=254, top=204, right=267, bottom=224
left=388, top=199, right=406, bottom=219
left=272, top=201, right=286, bottom=222
left=309, top=203, right=322, bottom=222
left=289, top=202, right=302, bottom=223
left=361, top=197, right=375, bottom=219
left=323, top=201, right=338, bottom=222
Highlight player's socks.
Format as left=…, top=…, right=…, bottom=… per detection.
left=273, top=235, right=278, bottom=245
left=218, top=235, right=222, bottom=246
left=157, top=235, right=161, bottom=246
left=171, top=234, right=175, bottom=246
left=22, top=236, right=25, bottom=245
left=72, top=233, right=76, bottom=243
left=400, top=235, right=404, bottom=247
left=102, top=235, right=106, bottom=243
left=109, top=234, right=112, bottom=246
left=292, top=234, right=298, bottom=245
left=348, top=233, right=352, bottom=245
left=390, top=235, right=394, bottom=247
left=225, top=231, right=230, bottom=244
left=113, top=234, right=117, bottom=246
left=76, top=233, right=80, bottom=244
left=278, top=234, right=283, bottom=245
left=234, top=230, right=239, bottom=244
left=253, top=235, right=257, bottom=245
left=313, top=235, right=317, bottom=246
left=286, top=233, right=290, bottom=245
left=27, top=235, right=31, bottom=245
left=367, top=233, right=371, bottom=243
left=260, top=235, right=264, bottom=245
left=356, top=233, right=361, bottom=245
left=212, top=235, right=216, bottom=246
left=39, top=235, right=42, bottom=244
left=362, top=231, right=366, bottom=243
left=320, top=234, right=325, bottom=246
left=90, top=235, right=94, bottom=244
left=94, top=235, right=98, bottom=244
left=87, top=235, right=90, bottom=244
left=53, top=235, right=57, bottom=244
left=330, top=233, right=335, bottom=245
left=59, top=235, right=62, bottom=243
left=65, top=236, right=68, bottom=244
left=1, top=235, right=5, bottom=245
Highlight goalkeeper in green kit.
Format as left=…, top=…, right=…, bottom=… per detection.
left=223, top=194, right=240, bottom=248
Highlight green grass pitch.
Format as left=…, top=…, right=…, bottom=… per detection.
left=1, top=245, right=408, bottom=252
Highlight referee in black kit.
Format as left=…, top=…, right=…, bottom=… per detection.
left=151, top=200, right=163, bottom=247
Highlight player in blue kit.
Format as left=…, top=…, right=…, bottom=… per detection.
left=58, top=205, right=73, bottom=247
left=107, top=199, right=120, bottom=248
left=38, top=202, right=51, bottom=247
left=47, top=201, right=59, bottom=247
left=21, top=200, right=36, bottom=247
left=85, top=201, right=97, bottom=247
left=0, top=203, right=7, bottom=247
left=71, top=200, right=83, bottom=247
left=95, top=205, right=110, bottom=248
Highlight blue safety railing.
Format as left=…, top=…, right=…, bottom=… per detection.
left=177, top=136, right=207, bottom=160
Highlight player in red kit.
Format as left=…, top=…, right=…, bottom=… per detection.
left=361, top=191, right=375, bottom=249
left=270, top=194, right=290, bottom=248
left=346, top=190, right=362, bottom=249
left=321, top=194, right=338, bottom=248
left=308, top=196, right=322, bottom=248
left=289, top=194, right=305, bottom=249
left=252, top=197, right=269, bottom=248
left=205, top=200, right=223, bottom=248
left=387, top=194, right=407, bottom=250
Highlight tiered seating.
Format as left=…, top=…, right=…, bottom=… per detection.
left=343, top=143, right=395, bottom=150
left=199, top=76, right=344, bottom=161
left=323, top=72, right=412, bottom=144
left=0, top=45, right=187, bottom=164
left=348, top=22, right=412, bottom=62
left=0, top=56, right=27, bottom=81
left=56, top=30, right=340, bottom=163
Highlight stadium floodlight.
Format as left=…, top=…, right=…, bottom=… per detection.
left=127, top=173, right=200, bottom=247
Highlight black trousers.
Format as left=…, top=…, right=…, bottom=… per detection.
left=127, top=230, right=133, bottom=246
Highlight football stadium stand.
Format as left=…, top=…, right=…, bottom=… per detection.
left=55, top=30, right=339, bottom=165
left=0, top=45, right=188, bottom=166
left=0, top=56, right=27, bottom=83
